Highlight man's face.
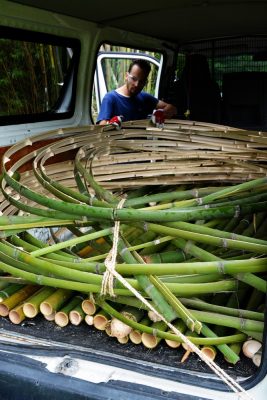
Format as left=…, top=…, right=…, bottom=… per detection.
left=125, top=64, right=148, bottom=96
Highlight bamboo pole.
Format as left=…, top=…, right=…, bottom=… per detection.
left=40, top=288, right=74, bottom=316
left=0, top=285, right=39, bottom=317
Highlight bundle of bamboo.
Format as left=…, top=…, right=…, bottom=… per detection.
left=0, top=119, right=266, bottom=371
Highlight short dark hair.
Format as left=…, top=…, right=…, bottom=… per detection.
left=128, top=59, right=151, bottom=75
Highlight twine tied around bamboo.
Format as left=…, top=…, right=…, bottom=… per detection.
left=101, top=198, right=126, bottom=297
left=100, top=200, right=254, bottom=399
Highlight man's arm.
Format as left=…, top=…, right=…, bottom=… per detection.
left=156, top=100, right=177, bottom=118
left=97, top=92, right=115, bottom=124
left=98, top=119, right=109, bottom=125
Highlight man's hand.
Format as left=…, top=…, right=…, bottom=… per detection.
left=157, top=100, right=177, bottom=119
left=151, top=109, right=165, bottom=128
left=109, top=115, right=122, bottom=130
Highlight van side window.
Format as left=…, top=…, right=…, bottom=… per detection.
left=0, top=27, right=80, bottom=125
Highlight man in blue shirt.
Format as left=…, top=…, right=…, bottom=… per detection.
left=97, top=59, right=177, bottom=125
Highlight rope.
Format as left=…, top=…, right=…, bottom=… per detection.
left=102, top=207, right=254, bottom=400
left=101, top=198, right=126, bottom=297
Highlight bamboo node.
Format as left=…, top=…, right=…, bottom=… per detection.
left=231, top=233, right=238, bottom=240
left=143, top=222, right=148, bottom=232
left=89, top=293, right=95, bottom=303
left=222, top=239, right=228, bottom=248
left=95, top=263, right=101, bottom=274
left=218, top=261, right=226, bottom=274
left=184, top=240, right=193, bottom=254
left=192, top=189, right=199, bottom=198
left=240, top=317, right=246, bottom=330
left=152, top=328, right=159, bottom=337
left=234, top=205, right=241, bottom=218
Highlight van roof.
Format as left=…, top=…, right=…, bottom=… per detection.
left=9, top=0, right=267, bottom=43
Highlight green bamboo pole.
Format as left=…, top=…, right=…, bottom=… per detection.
left=165, top=320, right=187, bottom=348
left=129, top=316, right=151, bottom=345
left=30, top=227, right=113, bottom=257
left=0, top=281, right=10, bottom=292
left=40, top=288, right=74, bottom=316
left=143, top=249, right=188, bottom=264
left=69, top=303, right=86, bottom=325
left=10, top=234, right=74, bottom=261
left=200, top=323, right=240, bottom=364
left=235, top=272, right=266, bottom=293
left=3, top=167, right=267, bottom=223
left=97, top=298, right=247, bottom=346
left=141, top=320, right=167, bottom=348
left=117, top=236, right=177, bottom=322
left=23, top=286, right=56, bottom=318
left=9, top=302, right=26, bottom=325
left=146, top=222, right=267, bottom=254
left=0, top=283, right=23, bottom=302
left=142, top=190, right=267, bottom=212
left=164, top=220, right=267, bottom=246
left=0, top=285, right=39, bottom=317
left=188, top=309, right=263, bottom=333
left=149, top=275, right=202, bottom=333
left=55, top=295, right=83, bottom=327
left=185, top=177, right=267, bottom=207
left=1, top=237, right=264, bottom=295
left=124, top=186, right=226, bottom=207
left=114, top=258, right=267, bottom=276
left=179, top=297, right=264, bottom=321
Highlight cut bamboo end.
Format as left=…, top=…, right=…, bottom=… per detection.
left=0, top=285, right=38, bottom=316
left=181, top=349, right=192, bottom=363
left=165, top=333, right=181, bottom=349
left=201, top=345, right=217, bottom=361
left=0, top=303, right=9, bottom=317
left=44, top=311, right=55, bottom=321
left=242, top=339, right=262, bottom=358
left=117, top=335, right=129, bottom=344
left=129, top=330, right=142, bottom=345
left=85, top=315, right=94, bottom=326
left=105, top=322, right=112, bottom=336
left=110, top=317, right=132, bottom=339
left=9, top=304, right=25, bottom=325
left=40, top=301, right=53, bottom=316
left=23, top=287, right=56, bottom=318
left=69, top=310, right=83, bottom=326
left=148, top=310, right=161, bottom=322
left=23, top=303, right=38, bottom=318
left=252, top=350, right=262, bottom=367
left=82, top=298, right=97, bottom=315
left=141, top=332, right=159, bottom=349
left=93, top=313, right=109, bottom=330
left=55, top=311, right=69, bottom=327
left=40, top=289, right=73, bottom=316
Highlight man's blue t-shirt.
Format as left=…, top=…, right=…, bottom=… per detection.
left=97, top=90, right=158, bottom=122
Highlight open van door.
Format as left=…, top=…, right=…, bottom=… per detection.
left=92, top=51, right=163, bottom=120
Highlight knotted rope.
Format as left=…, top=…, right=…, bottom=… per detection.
left=101, top=198, right=126, bottom=297
left=101, top=202, right=254, bottom=400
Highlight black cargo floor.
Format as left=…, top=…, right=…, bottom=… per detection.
left=0, top=314, right=257, bottom=381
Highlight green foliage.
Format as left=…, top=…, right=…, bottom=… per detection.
left=0, top=38, right=69, bottom=116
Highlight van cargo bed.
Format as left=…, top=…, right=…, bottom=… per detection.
left=0, top=315, right=257, bottom=381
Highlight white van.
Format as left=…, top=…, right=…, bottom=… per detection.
left=0, top=1, right=266, bottom=400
